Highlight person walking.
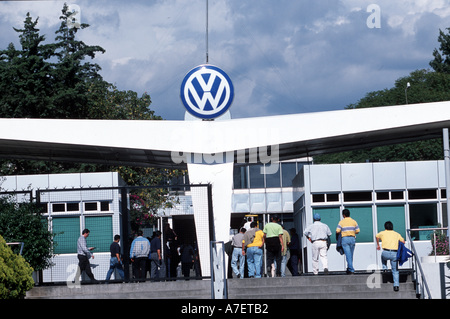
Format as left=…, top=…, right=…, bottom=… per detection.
left=376, top=221, right=405, bottom=291
left=336, top=209, right=360, bottom=274
left=242, top=221, right=265, bottom=278
left=76, top=228, right=98, bottom=283
left=304, top=213, right=332, bottom=275
left=180, top=241, right=195, bottom=278
left=287, top=228, right=301, bottom=276
left=150, top=231, right=162, bottom=279
left=263, top=215, right=284, bottom=277
left=130, top=230, right=151, bottom=282
left=106, top=234, right=125, bottom=282
left=231, top=227, right=246, bottom=278
left=280, top=226, right=291, bottom=277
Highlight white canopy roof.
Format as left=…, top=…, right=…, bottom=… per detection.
left=0, top=101, right=449, bottom=168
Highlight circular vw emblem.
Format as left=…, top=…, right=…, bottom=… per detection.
left=180, top=64, right=234, bottom=119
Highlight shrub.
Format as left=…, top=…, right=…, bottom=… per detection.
left=429, top=230, right=449, bottom=256
left=0, top=235, right=34, bottom=299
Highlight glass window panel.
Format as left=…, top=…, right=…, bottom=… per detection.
left=52, top=217, right=80, bottom=254
left=85, top=216, right=113, bottom=253
left=265, top=164, right=281, bottom=188
left=100, top=201, right=110, bottom=211
left=281, top=162, right=297, bottom=187
left=409, top=203, right=438, bottom=241
left=67, top=203, right=79, bottom=211
left=344, top=192, right=372, bottom=202
left=376, top=205, right=406, bottom=239
left=408, top=189, right=437, bottom=200
left=376, top=192, right=389, bottom=200
left=327, top=193, right=339, bottom=202
left=84, top=202, right=98, bottom=211
left=233, top=165, right=248, bottom=189
left=249, top=164, right=265, bottom=188
left=312, top=194, right=325, bottom=203
left=52, top=203, right=65, bottom=212
left=347, top=206, right=373, bottom=243
left=391, top=191, right=404, bottom=200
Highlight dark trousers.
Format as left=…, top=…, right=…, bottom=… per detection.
left=288, top=249, right=300, bottom=276
left=265, top=237, right=282, bottom=276
left=182, top=262, right=192, bottom=278
left=77, top=254, right=96, bottom=281
left=133, top=257, right=148, bottom=281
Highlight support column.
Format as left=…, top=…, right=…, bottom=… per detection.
left=443, top=129, right=450, bottom=255
left=188, top=161, right=234, bottom=277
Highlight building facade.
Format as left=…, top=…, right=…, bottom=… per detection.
left=1, top=172, right=126, bottom=283
left=3, top=160, right=446, bottom=282
left=293, top=160, right=447, bottom=274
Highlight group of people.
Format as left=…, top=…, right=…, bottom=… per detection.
left=304, top=208, right=407, bottom=291
left=230, top=215, right=301, bottom=279
left=231, top=209, right=408, bottom=292
left=77, top=209, right=408, bottom=291
left=75, top=227, right=199, bottom=284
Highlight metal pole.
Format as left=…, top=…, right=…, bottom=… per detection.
left=443, top=128, right=450, bottom=255
left=206, top=0, right=209, bottom=64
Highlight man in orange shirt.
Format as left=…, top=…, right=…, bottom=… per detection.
left=336, top=209, right=360, bottom=274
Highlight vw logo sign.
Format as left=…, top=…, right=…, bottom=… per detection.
left=180, top=64, right=234, bottom=119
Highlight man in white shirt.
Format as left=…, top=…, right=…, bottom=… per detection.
left=304, top=213, right=332, bottom=275
left=77, top=228, right=98, bottom=283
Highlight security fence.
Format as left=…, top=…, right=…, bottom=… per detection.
left=9, top=184, right=213, bottom=285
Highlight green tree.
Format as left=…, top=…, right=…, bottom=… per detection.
left=88, top=82, right=162, bottom=120
left=0, top=235, right=34, bottom=299
left=51, top=3, right=106, bottom=119
left=0, top=13, right=54, bottom=118
left=430, top=27, right=450, bottom=74
left=0, top=195, right=54, bottom=272
left=0, top=5, right=184, bottom=233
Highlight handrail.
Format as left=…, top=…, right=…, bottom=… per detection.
left=6, top=242, right=24, bottom=255
left=406, top=227, right=446, bottom=299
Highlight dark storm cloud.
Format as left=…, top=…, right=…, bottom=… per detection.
left=0, top=0, right=449, bottom=120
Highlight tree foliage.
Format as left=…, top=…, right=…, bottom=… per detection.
left=0, top=194, right=54, bottom=271
left=0, top=235, right=34, bottom=299
left=0, top=5, right=184, bottom=238
left=430, top=27, right=450, bottom=74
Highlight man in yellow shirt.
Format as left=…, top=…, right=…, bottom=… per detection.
left=376, top=221, right=405, bottom=292
left=242, top=222, right=265, bottom=278
left=336, top=209, right=359, bottom=274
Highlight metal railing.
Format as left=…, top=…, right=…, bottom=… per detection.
left=406, top=227, right=448, bottom=299
left=6, top=242, right=24, bottom=255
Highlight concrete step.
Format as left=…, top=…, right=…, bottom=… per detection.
left=26, top=279, right=212, bottom=299
left=26, top=271, right=417, bottom=300
left=227, top=272, right=417, bottom=299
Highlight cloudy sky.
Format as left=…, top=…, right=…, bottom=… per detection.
left=0, top=0, right=449, bottom=120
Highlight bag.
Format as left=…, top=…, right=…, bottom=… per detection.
left=224, top=241, right=233, bottom=256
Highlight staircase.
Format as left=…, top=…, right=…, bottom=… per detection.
left=227, top=271, right=417, bottom=299
left=25, top=279, right=212, bottom=299
left=26, top=271, right=417, bottom=299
